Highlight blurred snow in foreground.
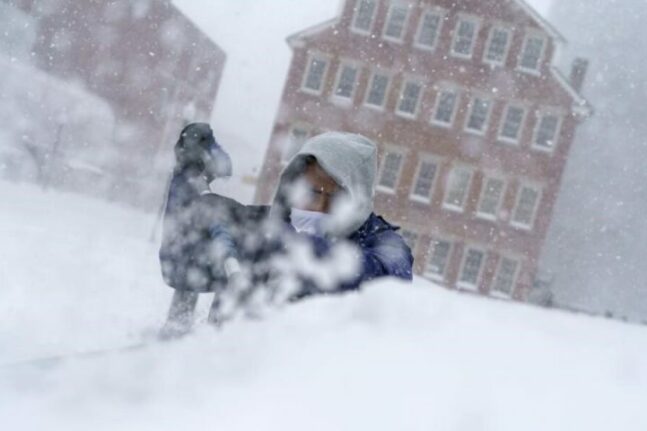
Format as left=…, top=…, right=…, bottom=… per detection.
left=0, top=180, right=646, bottom=431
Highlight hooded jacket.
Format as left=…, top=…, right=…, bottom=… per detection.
left=160, top=129, right=413, bottom=295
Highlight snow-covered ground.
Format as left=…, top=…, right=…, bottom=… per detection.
left=1, top=180, right=646, bottom=431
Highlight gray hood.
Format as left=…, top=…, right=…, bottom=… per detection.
left=273, top=132, right=378, bottom=237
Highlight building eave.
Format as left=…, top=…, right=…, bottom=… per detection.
left=513, top=0, right=566, bottom=43
left=287, top=18, right=338, bottom=49
left=550, top=67, right=593, bottom=118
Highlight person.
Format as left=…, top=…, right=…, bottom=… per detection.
left=159, top=123, right=413, bottom=334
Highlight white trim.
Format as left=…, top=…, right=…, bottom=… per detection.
left=350, top=0, right=378, bottom=35
left=395, top=76, right=424, bottom=119
left=457, top=244, right=487, bottom=292
left=382, top=2, right=411, bottom=43
left=510, top=181, right=543, bottom=230
left=424, top=237, right=454, bottom=283
left=287, top=18, right=338, bottom=48
left=463, top=95, right=493, bottom=136
left=490, top=254, right=522, bottom=297
left=512, top=0, right=566, bottom=42
left=413, top=6, right=446, bottom=52
left=363, top=68, right=394, bottom=111
left=550, top=67, right=593, bottom=117
left=531, top=108, right=564, bottom=153
left=516, top=30, right=547, bottom=75
left=300, top=52, right=331, bottom=96
left=331, top=59, right=362, bottom=103
left=442, top=165, right=474, bottom=213
left=430, top=85, right=461, bottom=128
left=450, top=14, right=481, bottom=60
left=475, top=173, right=507, bottom=221
left=409, top=154, right=442, bottom=203
left=376, top=146, right=407, bottom=194
left=497, top=102, right=528, bottom=145
left=483, top=24, right=513, bottom=67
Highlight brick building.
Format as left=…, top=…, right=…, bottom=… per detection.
left=255, top=0, right=591, bottom=300
left=2, top=0, right=226, bottom=205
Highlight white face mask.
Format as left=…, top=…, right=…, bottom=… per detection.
left=290, top=208, right=330, bottom=235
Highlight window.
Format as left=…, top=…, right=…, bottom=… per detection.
left=415, top=10, right=443, bottom=49
left=411, top=158, right=439, bottom=202
left=302, top=55, right=328, bottom=94
left=365, top=71, right=390, bottom=108
left=465, top=97, right=492, bottom=134
left=425, top=239, right=452, bottom=281
left=443, top=166, right=473, bottom=212
left=519, top=34, right=545, bottom=72
left=396, top=80, right=423, bottom=117
left=378, top=150, right=404, bottom=192
left=400, top=229, right=418, bottom=251
left=451, top=17, right=479, bottom=58
left=511, top=184, right=542, bottom=229
left=459, top=247, right=486, bottom=290
left=333, top=63, right=359, bottom=100
left=477, top=176, right=505, bottom=220
left=533, top=113, right=561, bottom=151
left=484, top=26, right=511, bottom=65
left=383, top=3, right=410, bottom=41
left=282, top=126, right=309, bottom=162
left=492, top=257, right=520, bottom=296
left=499, top=105, right=526, bottom=143
left=351, top=0, right=377, bottom=34
left=432, top=88, right=459, bottom=126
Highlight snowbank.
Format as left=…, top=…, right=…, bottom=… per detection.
left=1, top=181, right=646, bottom=431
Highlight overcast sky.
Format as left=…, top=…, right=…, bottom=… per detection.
left=173, top=0, right=554, bottom=175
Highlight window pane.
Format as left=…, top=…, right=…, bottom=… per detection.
left=520, top=36, right=544, bottom=70
left=304, top=57, right=327, bottom=92
left=384, top=5, right=409, bottom=39
left=283, top=127, right=308, bottom=161
left=417, top=12, right=441, bottom=48
left=398, top=81, right=422, bottom=115
left=353, top=0, right=377, bottom=32
left=366, top=73, right=389, bottom=106
left=401, top=230, right=418, bottom=250
left=500, top=106, right=525, bottom=141
left=335, top=65, right=358, bottom=98
left=444, top=168, right=472, bottom=209
left=379, top=152, right=403, bottom=189
left=478, top=177, right=505, bottom=217
left=513, top=186, right=540, bottom=227
left=460, top=248, right=485, bottom=286
left=427, top=239, right=451, bottom=277
left=535, top=115, right=559, bottom=149
left=485, top=28, right=510, bottom=63
left=452, top=19, right=477, bottom=56
left=412, top=160, right=438, bottom=198
left=492, top=257, right=519, bottom=295
left=434, top=90, right=458, bottom=124
left=466, top=97, right=491, bottom=132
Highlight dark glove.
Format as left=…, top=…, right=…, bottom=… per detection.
left=174, top=123, right=232, bottom=182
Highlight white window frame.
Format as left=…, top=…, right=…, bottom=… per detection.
left=510, top=182, right=543, bottom=230
left=363, top=68, right=393, bottom=111
left=409, top=154, right=442, bottom=204
left=281, top=124, right=311, bottom=164
left=517, top=31, right=547, bottom=75
left=475, top=173, right=507, bottom=221
left=531, top=109, right=563, bottom=153
left=301, top=52, right=330, bottom=96
left=450, top=15, right=481, bottom=59
left=490, top=255, right=522, bottom=298
left=430, top=85, right=461, bottom=128
left=395, top=77, right=424, bottom=119
left=464, top=95, right=493, bottom=136
left=376, top=146, right=406, bottom=194
left=382, top=2, right=411, bottom=43
left=414, top=7, right=446, bottom=51
left=442, top=165, right=474, bottom=213
left=457, top=245, right=487, bottom=291
left=400, top=228, right=419, bottom=254
left=331, top=59, right=361, bottom=103
left=350, top=0, right=378, bottom=35
left=424, top=236, right=454, bottom=283
left=497, top=103, right=528, bottom=145
left=483, top=24, right=512, bottom=67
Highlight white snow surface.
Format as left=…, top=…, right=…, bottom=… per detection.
left=1, top=180, right=646, bottom=431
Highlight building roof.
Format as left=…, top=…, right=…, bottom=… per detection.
left=512, top=0, right=566, bottom=42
